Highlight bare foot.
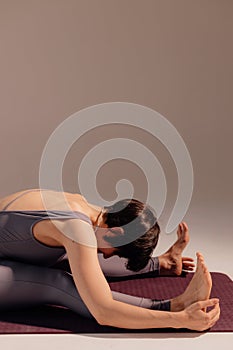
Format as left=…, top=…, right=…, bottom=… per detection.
left=158, top=222, right=195, bottom=276
left=171, top=252, right=212, bottom=312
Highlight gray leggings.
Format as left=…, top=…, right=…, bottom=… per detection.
left=0, top=254, right=170, bottom=319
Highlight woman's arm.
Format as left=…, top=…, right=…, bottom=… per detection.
left=52, top=217, right=219, bottom=330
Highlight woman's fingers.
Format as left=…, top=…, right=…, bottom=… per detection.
left=182, top=266, right=195, bottom=272
left=182, top=257, right=194, bottom=262
left=208, top=304, right=221, bottom=328
left=195, top=298, right=219, bottom=310
left=206, top=302, right=221, bottom=327
left=208, top=302, right=220, bottom=318
left=183, top=261, right=195, bottom=266
left=182, top=261, right=195, bottom=267
left=182, top=257, right=195, bottom=271
left=183, top=266, right=195, bottom=271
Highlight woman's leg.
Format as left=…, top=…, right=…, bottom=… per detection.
left=96, top=254, right=170, bottom=311
left=0, top=259, right=170, bottom=318
left=97, top=253, right=160, bottom=277
left=53, top=253, right=160, bottom=277
left=0, top=259, right=93, bottom=318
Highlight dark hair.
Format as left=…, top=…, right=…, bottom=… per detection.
left=103, top=198, right=160, bottom=272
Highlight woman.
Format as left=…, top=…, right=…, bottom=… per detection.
left=0, top=188, right=220, bottom=331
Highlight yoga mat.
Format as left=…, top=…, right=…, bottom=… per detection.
left=0, top=272, right=231, bottom=334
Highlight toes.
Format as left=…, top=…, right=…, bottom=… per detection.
left=199, top=254, right=204, bottom=261
left=196, top=252, right=205, bottom=264
left=182, top=222, right=189, bottom=231
left=200, top=261, right=206, bottom=270
left=195, top=252, right=206, bottom=272
left=177, top=224, right=182, bottom=237
left=180, top=222, right=189, bottom=232
left=196, top=252, right=204, bottom=260
left=196, top=254, right=208, bottom=274
left=177, top=223, right=190, bottom=244
left=196, top=252, right=201, bottom=263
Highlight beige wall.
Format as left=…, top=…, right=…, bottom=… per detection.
left=0, top=0, right=232, bottom=235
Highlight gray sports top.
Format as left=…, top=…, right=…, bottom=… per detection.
left=0, top=190, right=93, bottom=266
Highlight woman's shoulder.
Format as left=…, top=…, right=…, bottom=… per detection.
left=0, top=188, right=88, bottom=212
left=50, top=201, right=96, bottom=248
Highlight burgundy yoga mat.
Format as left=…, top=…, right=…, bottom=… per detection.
left=0, top=272, right=232, bottom=334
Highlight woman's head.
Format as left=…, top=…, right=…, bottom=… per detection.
left=102, top=198, right=160, bottom=272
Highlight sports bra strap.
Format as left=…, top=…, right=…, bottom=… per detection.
left=2, top=190, right=93, bottom=226
left=2, top=189, right=43, bottom=211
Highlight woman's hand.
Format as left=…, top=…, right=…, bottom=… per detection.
left=181, top=298, right=220, bottom=331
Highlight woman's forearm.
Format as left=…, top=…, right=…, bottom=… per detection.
left=99, top=299, right=185, bottom=329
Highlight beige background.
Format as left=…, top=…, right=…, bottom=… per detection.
left=0, top=0, right=233, bottom=346
left=0, top=0, right=232, bottom=259
left=0, top=0, right=232, bottom=266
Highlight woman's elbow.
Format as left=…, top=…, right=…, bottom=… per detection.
left=96, top=315, right=107, bottom=326
left=96, top=307, right=118, bottom=327
left=91, top=313, right=107, bottom=326
left=93, top=304, right=113, bottom=326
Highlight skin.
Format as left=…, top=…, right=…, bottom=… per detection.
left=94, top=208, right=195, bottom=277
left=0, top=188, right=196, bottom=276
left=0, top=190, right=220, bottom=330
left=59, top=211, right=220, bottom=330
left=170, top=251, right=212, bottom=312
left=92, top=212, right=213, bottom=312
left=158, top=222, right=195, bottom=276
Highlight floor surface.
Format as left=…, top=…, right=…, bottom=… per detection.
left=0, top=204, right=232, bottom=349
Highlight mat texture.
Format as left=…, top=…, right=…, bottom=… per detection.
left=0, top=272, right=232, bottom=334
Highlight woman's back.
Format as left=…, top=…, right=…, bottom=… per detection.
left=0, top=188, right=85, bottom=212
left=0, top=188, right=93, bottom=266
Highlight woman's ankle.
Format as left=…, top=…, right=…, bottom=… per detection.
left=170, top=295, right=184, bottom=312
